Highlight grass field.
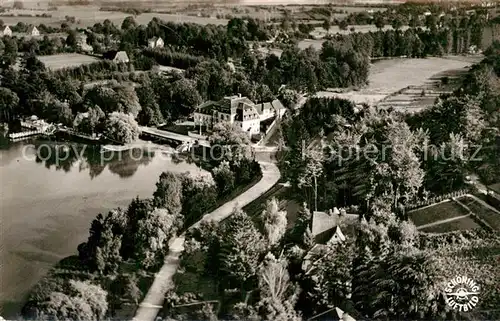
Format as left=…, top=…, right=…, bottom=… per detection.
left=316, top=56, right=481, bottom=110
left=409, top=201, right=470, bottom=227
left=419, top=216, right=481, bottom=234
left=0, top=6, right=228, bottom=28
left=459, top=196, right=500, bottom=231
left=37, top=53, right=101, bottom=70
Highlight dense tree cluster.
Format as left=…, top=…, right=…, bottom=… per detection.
left=282, top=32, right=499, bottom=211
left=165, top=199, right=469, bottom=320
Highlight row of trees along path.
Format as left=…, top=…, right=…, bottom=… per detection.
left=133, top=161, right=280, bottom=321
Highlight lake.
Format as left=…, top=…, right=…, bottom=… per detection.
left=0, top=138, right=208, bottom=318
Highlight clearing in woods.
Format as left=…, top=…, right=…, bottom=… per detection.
left=315, top=55, right=484, bottom=111
left=37, top=53, right=101, bottom=70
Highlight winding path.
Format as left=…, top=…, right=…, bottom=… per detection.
left=132, top=162, right=280, bottom=321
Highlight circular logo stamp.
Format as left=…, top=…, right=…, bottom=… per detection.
left=444, top=276, right=480, bottom=312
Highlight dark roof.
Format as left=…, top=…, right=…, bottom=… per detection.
left=219, top=95, right=254, bottom=115
left=311, top=210, right=359, bottom=244
left=311, top=210, right=340, bottom=237
left=195, top=101, right=218, bottom=115
left=234, top=102, right=260, bottom=122
left=315, top=226, right=345, bottom=245
left=271, top=99, right=286, bottom=110
left=102, top=51, right=128, bottom=61
left=254, top=102, right=273, bottom=115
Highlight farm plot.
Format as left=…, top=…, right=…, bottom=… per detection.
left=458, top=196, right=500, bottom=231
left=37, top=53, right=101, bottom=71
left=409, top=200, right=470, bottom=227
left=0, top=6, right=227, bottom=28
left=317, top=56, right=480, bottom=109
left=419, top=216, right=482, bottom=234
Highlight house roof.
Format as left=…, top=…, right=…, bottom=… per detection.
left=2, top=25, right=10, bottom=31
left=271, top=99, right=286, bottom=111
left=114, top=51, right=129, bottom=61
left=149, top=36, right=162, bottom=42
left=103, top=50, right=128, bottom=61
left=254, top=102, right=273, bottom=115
left=311, top=210, right=340, bottom=237
left=335, top=307, right=356, bottom=321
left=235, top=102, right=260, bottom=122
left=219, top=95, right=254, bottom=115
left=27, top=25, right=38, bottom=33
left=195, top=101, right=218, bottom=115
left=311, top=208, right=360, bottom=244
left=308, top=305, right=359, bottom=321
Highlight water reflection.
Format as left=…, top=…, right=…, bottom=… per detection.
left=0, top=138, right=208, bottom=318
left=29, top=141, right=156, bottom=179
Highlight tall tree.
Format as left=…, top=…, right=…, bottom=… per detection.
left=298, top=146, right=324, bottom=212
left=0, top=87, right=19, bottom=122
left=153, top=171, right=183, bottom=214
left=261, top=198, right=287, bottom=246
left=136, top=208, right=180, bottom=269
left=103, top=112, right=140, bottom=144
left=255, top=253, right=301, bottom=321
left=219, top=209, right=266, bottom=289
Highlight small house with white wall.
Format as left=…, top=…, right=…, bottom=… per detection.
left=302, top=208, right=359, bottom=272
left=148, top=36, right=164, bottom=49
left=0, top=25, right=12, bottom=37
left=27, top=25, right=40, bottom=36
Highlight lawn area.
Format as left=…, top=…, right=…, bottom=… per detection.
left=488, top=183, right=500, bottom=195
left=37, top=53, right=101, bottom=71
left=458, top=196, right=500, bottom=231
left=316, top=56, right=480, bottom=109
left=419, top=216, right=481, bottom=234
left=409, top=201, right=469, bottom=227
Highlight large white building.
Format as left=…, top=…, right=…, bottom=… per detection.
left=194, top=95, right=286, bottom=136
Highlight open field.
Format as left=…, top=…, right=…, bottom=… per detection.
left=37, top=53, right=101, bottom=70
left=419, top=216, right=481, bottom=233
left=409, top=201, right=470, bottom=227
left=307, top=24, right=410, bottom=40
left=316, top=55, right=482, bottom=110
left=459, top=196, right=500, bottom=231
left=0, top=6, right=228, bottom=27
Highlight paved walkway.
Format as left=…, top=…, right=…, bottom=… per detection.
left=132, top=162, right=280, bottom=321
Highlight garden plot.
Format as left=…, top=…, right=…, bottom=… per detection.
left=458, top=196, right=500, bottom=231
left=419, top=216, right=481, bottom=234
left=37, top=53, right=101, bottom=71
left=409, top=200, right=470, bottom=227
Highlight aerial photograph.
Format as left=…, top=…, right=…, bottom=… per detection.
left=0, top=0, right=499, bottom=320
